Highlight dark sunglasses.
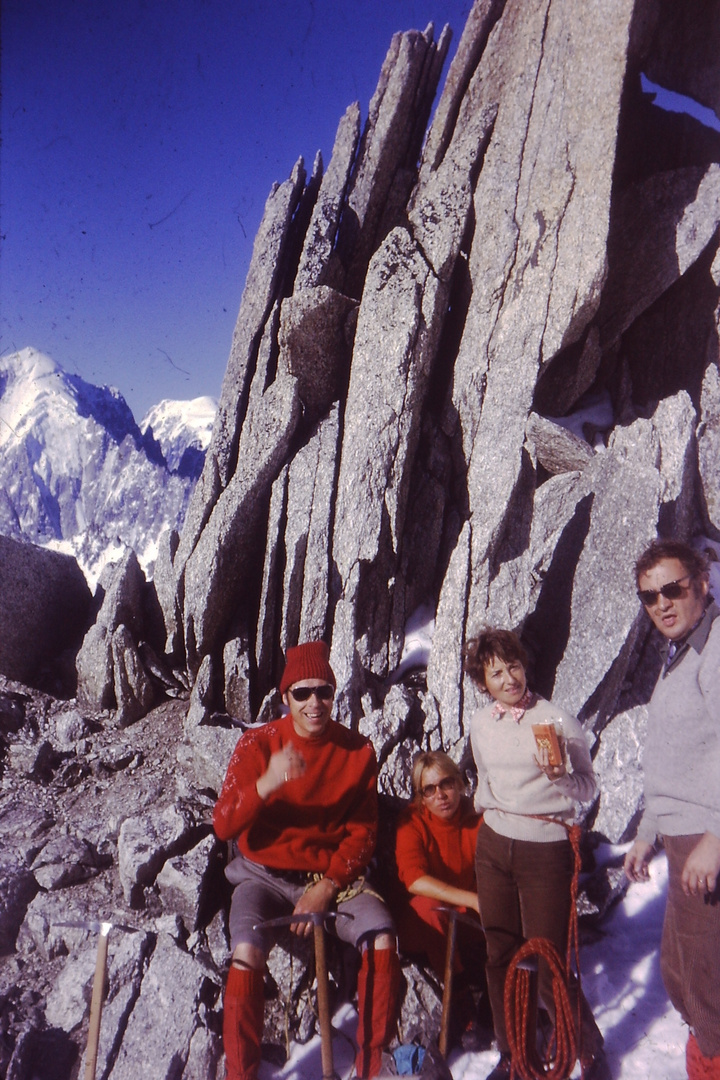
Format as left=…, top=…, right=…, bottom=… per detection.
left=288, top=684, right=335, bottom=702
left=421, top=776, right=457, bottom=799
left=637, top=573, right=694, bottom=607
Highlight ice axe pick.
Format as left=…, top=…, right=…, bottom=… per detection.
left=55, top=919, right=138, bottom=1080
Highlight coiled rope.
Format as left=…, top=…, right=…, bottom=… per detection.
left=503, top=823, right=585, bottom=1080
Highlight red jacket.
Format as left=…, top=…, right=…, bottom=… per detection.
left=213, top=713, right=378, bottom=889
left=395, top=796, right=480, bottom=893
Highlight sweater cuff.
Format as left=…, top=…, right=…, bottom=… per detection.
left=326, top=855, right=360, bottom=890
left=636, top=812, right=658, bottom=844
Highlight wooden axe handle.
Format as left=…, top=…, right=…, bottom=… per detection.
left=313, top=922, right=336, bottom=1080
left=84, top=928, right=110, bottom=1080
left=438, top=914, right=458, bottom=1058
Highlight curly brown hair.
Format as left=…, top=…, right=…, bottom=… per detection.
left=464, top=628, right=528, bottom=690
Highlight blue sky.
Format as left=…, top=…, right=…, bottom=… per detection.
left=1, top=0, right=472, bottom=419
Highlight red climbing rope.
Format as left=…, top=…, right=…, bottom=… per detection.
left=502, top=823, right=585, bottom=1080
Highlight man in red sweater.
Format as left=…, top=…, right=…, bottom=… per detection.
left=214, top=640, right=399, bottom=1079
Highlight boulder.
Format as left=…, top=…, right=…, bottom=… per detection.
left=75, top=550, right=149, bottom=712
left=525, top=413, right=595, bottom=475
left=156, top=833, right=218, bottom=931
left=0, top=536, right=91, bottom=692
left=0, top=852, right=37, bottom=954
left=112, top=624, right=156, bottom=727
left=30, top=835, right=108, bottom=892
left=117, top=804, right=196, bottom=907
left=223, top=634, right=252, bottom=724
left=99, top=933, right=221, bottom=1080
left=279, top=287, right=356, bottom=420
left=185, top=653, right=215, bottom=733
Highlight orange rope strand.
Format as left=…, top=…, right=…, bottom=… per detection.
left=504, top=938, right=576, bottom=1079
left=502, top=823, right=585, bottom=1080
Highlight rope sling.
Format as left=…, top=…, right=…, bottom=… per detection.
left=502, top=822, right=586, bottom=1080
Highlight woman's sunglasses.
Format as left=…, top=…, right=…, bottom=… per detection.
left=637, top=574, right=694, bottom=607
left=288, top=684, right=335, bottom=702
left=421, top=776, right=457, bottom=799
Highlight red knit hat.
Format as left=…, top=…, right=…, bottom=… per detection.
left=279, top=641, right=336, bottom=696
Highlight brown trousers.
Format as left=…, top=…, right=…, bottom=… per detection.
left=662, top=834, right=720, bottom=1058
left=475, top=823, right=602, bottom=1058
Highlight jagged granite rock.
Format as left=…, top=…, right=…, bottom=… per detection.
left=699, top=358, right=720, bottom=531
left=101, top=932, right=222, bottom=1080
left=331, top=225, right=447, bottom=708
left=525, top=413, right=595, bottom=475
left=182, top=370, right=301, bottom=672
left=590, top=705, right=648, bottom=844
left=156, top=834, right=219, bottom=933
left=426, top=522, right=472, bottom=745
left=176, top=724, right=241, bottom=796
left=451, top=0, right=636, bottom=636
left=336, top=26, right=451, bottom=299
left=154, top=527, right=182, bottom=658
left=255, top=464, right=290, bottom=692
left=112, top=624, right=157, bottom=727
left=278, top=406, right=341, bottom=660
left=295, top=103, right=361, bottom=290
left=597, top=164, right=720, bottom=358
left=176, top=160, right=308, bottom=571
left=223, top=633, right=252, bottom=723
left=76, top=550, right=149, bottom=712
left=698, top=246, right=720, bottom=531
left=185, top=654, right=215, bottom=733
left=117, top=803, right=197, bottom=907
left=279, top=287, right=357, bottom=418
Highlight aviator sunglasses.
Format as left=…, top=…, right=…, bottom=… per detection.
left=288, top=684, right=335, bottom=702
left=421, top=776, right=457, bottom=799
left=637, top=573, right=694, bottom=607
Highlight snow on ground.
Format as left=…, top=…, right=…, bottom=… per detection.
left=257, top=850, right=686, bottom=1079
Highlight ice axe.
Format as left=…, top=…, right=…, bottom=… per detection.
left=434, top=906, right=485, bottom=1059
left=55, top=919, right=138, bottom=1080
left=253, top=910, right=353, bottom=1080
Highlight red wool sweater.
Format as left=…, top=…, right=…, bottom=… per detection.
left=395, top=796, right=480, bottom=893
left=213, top=713, right=378, bottom=889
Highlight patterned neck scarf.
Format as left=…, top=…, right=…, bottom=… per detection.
left=491, top=688, right=535, bottom=722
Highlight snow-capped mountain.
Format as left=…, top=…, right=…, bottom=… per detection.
left=0, top=348, right=216, bottom=585
left=141, top=396, right=216, bottom=476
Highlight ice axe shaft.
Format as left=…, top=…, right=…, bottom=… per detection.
left=313, top=922, right=334, bottom=1080
left=438, top=914, right=457, bottom=1058
left=253, top=911, right=352, bottom=1080
left=85, top=921, right=111, bottom=1080
left=434, top=906, right=484, bottom=1059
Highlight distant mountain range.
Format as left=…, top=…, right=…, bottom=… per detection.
left=0, top=348, right=216, bottom=585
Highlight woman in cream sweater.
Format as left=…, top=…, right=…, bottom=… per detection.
left=465, top=628, right=608, bottom=1080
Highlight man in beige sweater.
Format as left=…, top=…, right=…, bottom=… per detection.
left=625, top=539, right=720, bottom=1080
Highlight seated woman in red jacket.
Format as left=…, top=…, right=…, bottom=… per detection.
left=395, top=750, right=488, bottom=1048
